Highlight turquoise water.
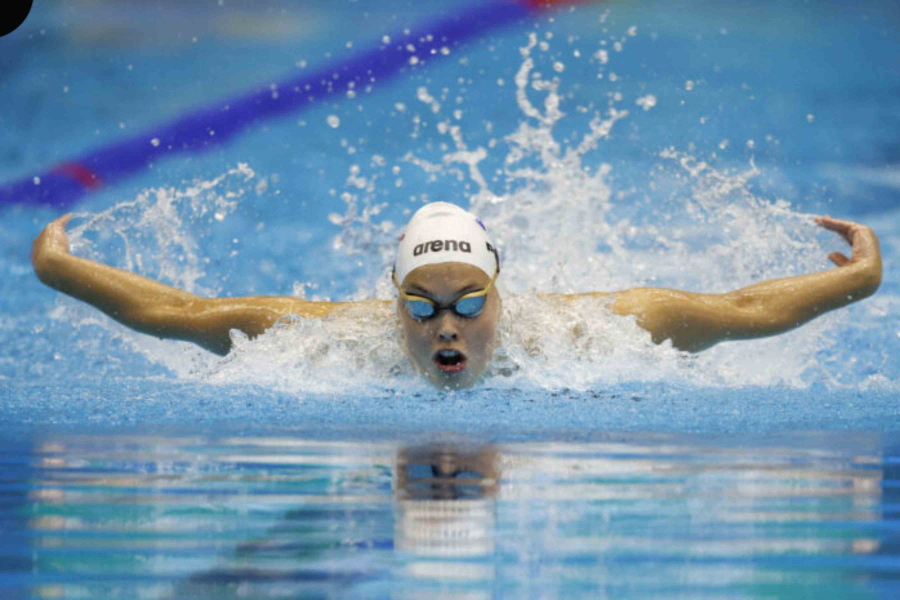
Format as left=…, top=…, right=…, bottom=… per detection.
left=4, top=431, right=898, bottom=598
left=2, top=0, right=900, bottom=597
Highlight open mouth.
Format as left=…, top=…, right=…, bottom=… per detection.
left=433, top=349, right=467, bottom=373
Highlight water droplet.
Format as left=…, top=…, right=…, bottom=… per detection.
left=806, top=113, right=815, bottom=123
left=327, top=115, right=340, bottom=128
left=553, top=61, right=565, bottom=73
left=685, top=80, right=694, bottom=91
left=635, top=94, right=657, bottom=111
left=150, top=138, right=160, bottom=147
left=33, top=177, right=41, bottom=185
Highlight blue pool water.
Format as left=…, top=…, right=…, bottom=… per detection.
left=2, top=0, right=900, bottom=596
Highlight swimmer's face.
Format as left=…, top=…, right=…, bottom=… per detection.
left=397, top=263, right=501, bottom=389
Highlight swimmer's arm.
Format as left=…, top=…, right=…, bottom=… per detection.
left=573, top=216, right=882, bottom=352
left=31, top=214, right=370, bottom=355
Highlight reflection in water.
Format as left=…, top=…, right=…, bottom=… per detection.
left=16, top=432, right=892, bottom=598
left=394, top=444, right=500, bottom=595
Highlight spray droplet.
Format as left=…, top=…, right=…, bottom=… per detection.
left=553, top=61, right=565, bottom=73
left=636, top=95, right=657, bottom=111
left=806, top=113, right=815, bottom=123
left=33, top=177, right=41, bottom=185
left=685, top=80, right=694, bottom=91
left=150, top=138, right=160, bottom=147
left=327, top=115, right=341, bottom=128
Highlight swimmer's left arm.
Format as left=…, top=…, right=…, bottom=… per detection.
left=603, top=216, right=882, bottom=352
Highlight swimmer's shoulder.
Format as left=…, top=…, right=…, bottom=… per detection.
left=537, top=291, right=614, bottom=305
left=202, top=296, right=391, bottom=320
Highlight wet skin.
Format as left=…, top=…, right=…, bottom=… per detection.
left=32, top=214, right=881, bottom=387
left=397, top=262, right=501, bottom=389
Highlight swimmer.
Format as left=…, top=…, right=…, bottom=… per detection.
left=31, top=202, right=882, bottom=388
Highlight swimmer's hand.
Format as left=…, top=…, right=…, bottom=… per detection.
left=816, top=215, right=882, bottom=280
left=31, top=213, right=74, bottom=286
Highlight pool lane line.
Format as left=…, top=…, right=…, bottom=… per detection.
left=2, top=0, right=587, bottom=210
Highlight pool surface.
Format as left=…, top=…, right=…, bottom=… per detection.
left=2, top=0, right=900, bottom=597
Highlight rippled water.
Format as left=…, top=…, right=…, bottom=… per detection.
left=4, top=430, right=897, bottom=598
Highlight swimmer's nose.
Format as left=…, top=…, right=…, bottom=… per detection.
left=437, top=312, right=459, bottom=342
left=438, top=328, right=458, bottom=342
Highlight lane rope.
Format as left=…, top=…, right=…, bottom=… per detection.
left=1, top=1, right=580, bottom=209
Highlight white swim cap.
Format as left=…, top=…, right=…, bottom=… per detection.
left=394, top=202, right=499, bottom=283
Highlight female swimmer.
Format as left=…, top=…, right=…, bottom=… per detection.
left=31, top=202, right=882, bottom=388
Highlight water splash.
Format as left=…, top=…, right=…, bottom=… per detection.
left=321, top=30, right=890, bottom=392
left=41, top=29, right=895, bottom=395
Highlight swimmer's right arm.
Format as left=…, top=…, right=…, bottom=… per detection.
left=31, top=214, right=354, bottom=355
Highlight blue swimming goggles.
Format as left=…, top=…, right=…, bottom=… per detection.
left=393, top=267, right=499, bottom=321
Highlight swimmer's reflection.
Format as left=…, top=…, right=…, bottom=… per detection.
left=179, top=443, right=502, bottom=598
left=394, top=444, right=500, bottom=563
